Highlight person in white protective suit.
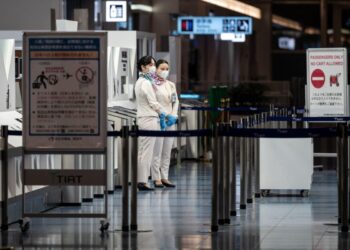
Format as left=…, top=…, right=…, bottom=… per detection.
left=135, top=56, right=168, bottom=191
left=151, top=59, right=179, bottom=188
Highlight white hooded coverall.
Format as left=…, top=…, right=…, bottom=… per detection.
left=135, top=75, right=164, bottom=184
left=151, top=80, right=179, bottom=180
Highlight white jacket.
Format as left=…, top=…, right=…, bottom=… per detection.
left=135, top=76, right=164, bottom=118
left=153, top=80, right=179, bottom=117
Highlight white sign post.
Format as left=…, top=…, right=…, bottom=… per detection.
left=23, top=32, right=107, bottom=152
left=307, top=48, right=348, bottom=117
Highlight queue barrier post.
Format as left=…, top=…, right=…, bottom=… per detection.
left=1, top=126, right=9, bottom=231
left=224, top=123, right=231, bottom=224
left=240, top=118, right=247, bottom=210
left=211, top=125, right=219, bottom=232
left=218, top=123, right=225, bottom=225
left=121, top=126, right=130, bottom=231
left=338, top=123, right=349, bottom=232
left=230, top=121, right=237, bottom=216
left=130, top=125, right=138, bottom=231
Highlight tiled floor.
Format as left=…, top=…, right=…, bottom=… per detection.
left=1, top=162, right=350, bottom=249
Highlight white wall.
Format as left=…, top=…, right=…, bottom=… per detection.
left=0, top=0, right=64, bottom=30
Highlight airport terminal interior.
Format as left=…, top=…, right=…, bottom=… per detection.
left=2, top=0, right=350, bottom=249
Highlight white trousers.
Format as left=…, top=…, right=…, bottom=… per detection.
left=137, top=116, right=159, bottom=183
left=151, top=125, right=175, bottom=180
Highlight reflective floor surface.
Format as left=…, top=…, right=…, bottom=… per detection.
left=1, top=162, right=350, bottom=249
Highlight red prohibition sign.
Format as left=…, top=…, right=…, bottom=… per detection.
left=311, top=69, right=325, bottom=89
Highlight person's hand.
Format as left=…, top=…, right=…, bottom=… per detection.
left=159, top=112, right=167, bottom=131
left=166, top=115, right=177, bottom=127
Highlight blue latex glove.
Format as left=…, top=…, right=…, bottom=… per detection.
left=166, top=114, right=177, bottom=127
left=159, top=112, right=167, bottom=131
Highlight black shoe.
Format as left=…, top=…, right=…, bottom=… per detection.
left=154, top=181, right=164, bottom=188
left=138, top=183, right=154, bottom=191
left=161, top=180, right=176, bottom=188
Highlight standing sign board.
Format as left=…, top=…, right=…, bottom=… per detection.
left=307, top=48, right=348, bottom=117
left=23, top=32, right=107, bottom=152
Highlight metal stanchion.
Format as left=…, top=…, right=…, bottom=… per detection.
left=1, top=125, right=8, bottom=231
left=254, top=115, right=261, bottom=198
left=336, top=134, right=342, bottom=224
left=220, top=98, right=225, bottom=122
left=230, top=121, right=237, bottom=216
left=177, top=104, right=182, bottom=167
left=211, top=125, right=219, bottom=232
left=224, top=123, right=231, bottom=224
left=226, top=98, right=230, bottom=123
left=121, top=125, right=129, bottom=231
left=203, top=100, right=210, bottom=161
left=240, top=118, right=247, bottom=209
left=246, top=117, right=253, bottom=204
left=130, top=125, right=138, bottom=231
left=338, top=123, right=349, bottom=232
left=218, top=123, right=225, bottom=225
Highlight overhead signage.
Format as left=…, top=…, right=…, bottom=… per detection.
left=106, top=1, right=127, bottom=22
left=307, top=48, right=348, bottom=117
left=278, top=37, right=295, bottom=50
left=220, top=33, right=246, bottom=42
left=23, top=32, right=107, bottom=152
left=177, top=16, right=252, bottom=35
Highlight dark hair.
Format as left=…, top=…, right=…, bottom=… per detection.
left=137, top=56, right=155, bottom=71
left=156, top=59, right=169, bottom=68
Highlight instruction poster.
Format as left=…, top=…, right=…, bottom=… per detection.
left=307, top=48, right=348, bottom=117
left=23, top=32, right=107, bottom=152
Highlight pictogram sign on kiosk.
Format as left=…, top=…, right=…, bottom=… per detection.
left=306, top=48, right=348, bottom=117
left=23, top=32, right=107, bottom=152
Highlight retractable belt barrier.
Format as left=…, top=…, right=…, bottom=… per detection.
left=1, top=121, right=349, bottom=233
left=180, top=106, right=305, bottom=114
left=5, top=127, right=342, bottom=138
left=267, top=116, right=350, bottom=122
left=126, top=127, right=338, bottom=138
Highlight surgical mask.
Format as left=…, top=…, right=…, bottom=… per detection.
left=148, top=66, right=156, bottom=74
left=158, top=70, right=169, bottom=80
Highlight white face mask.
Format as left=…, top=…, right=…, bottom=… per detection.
left=158, top=70, right=169, bottom=79
left=148, top=66, right=156, bottom=74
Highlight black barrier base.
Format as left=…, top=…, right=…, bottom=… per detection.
left=211, top=225, right=219, bottom=232
left=218, top=219, right=225, bottom=225
left=82, top=198, right=93, bottom=203
left=341, top=225, right=349, bottom=232
left=247, top=198, right=253, bottom=204
left=339, top=218, right=342, bottom=224
left=230, top=211, right=237, bottom=216
left=224, top=219, right=230, bottom=224
left=108, top=190, right=114, bottom=194
left=1, top=224, right=9, bottom=231
left=240, top=204, right=246, bottom=209
left=94, top=194, right=104, bottom=199
left=122, top=226, right=129, bottom=232
left=130, top=225, right=138, bottom=231
left=115, top=185, right=122, bottom=189
left=255, top=193, right=261, bottom=198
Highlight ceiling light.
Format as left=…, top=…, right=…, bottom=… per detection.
left=131, top=4, right=153, bottom=13
left=304, top=27, right=320, bottom=35
left=272, top=15, right=302, bottom=31
left=201, top=0, right=261, bottom=19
